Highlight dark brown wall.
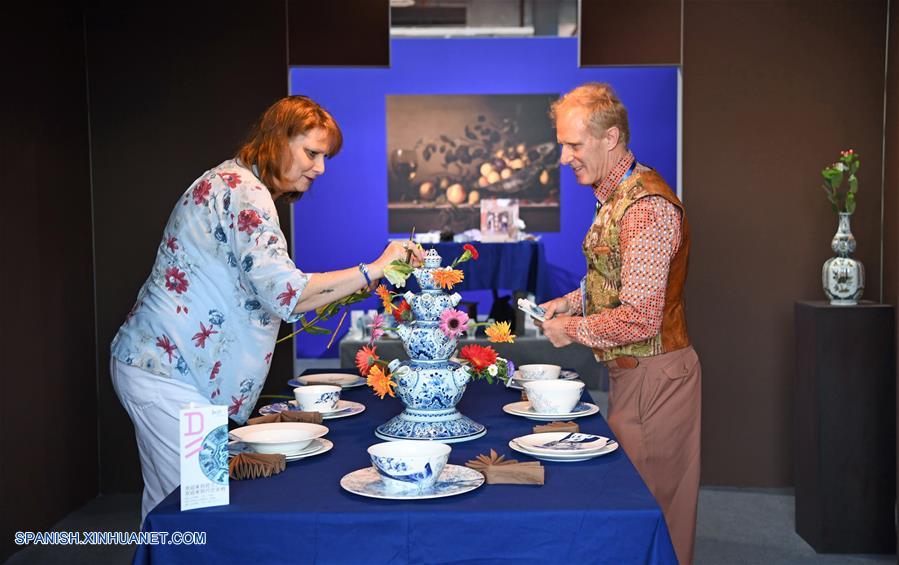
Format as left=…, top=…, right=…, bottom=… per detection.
left=86, top=1, right=290, bottom=492
left=580, top=0, right=681, bottom=66
left=288, top=0, right=389, bottom=66
left=1, top=5, right=97, bottom=561
left=884, top=0, right=899, bottom=554
left=682, top=0, right=888, bottom=485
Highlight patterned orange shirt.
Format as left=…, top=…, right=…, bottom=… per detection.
left=562, top=152, right=682, bottom=350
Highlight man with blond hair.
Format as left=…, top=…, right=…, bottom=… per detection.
left=539, top=82, right=701, bottom=564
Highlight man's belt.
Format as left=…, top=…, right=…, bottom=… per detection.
left=607, top=356, right=640, bottom=369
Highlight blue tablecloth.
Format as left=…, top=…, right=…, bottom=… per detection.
left=136, top=370, right=676, bottom=565
left=422, top=241, right=551, bottom=303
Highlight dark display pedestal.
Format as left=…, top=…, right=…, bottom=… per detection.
left=794, top=301, right=896, bottom=553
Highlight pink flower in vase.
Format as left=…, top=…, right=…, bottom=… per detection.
left=439, top=309, right=469, bottom=339
left=368, top=313, right=386, bottom=346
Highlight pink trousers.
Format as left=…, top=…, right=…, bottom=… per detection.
left=607, top=346, right=702, bottom=565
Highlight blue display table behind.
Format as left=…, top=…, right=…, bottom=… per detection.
left=416, top=241, right=551, bottom=303
left=135, top=369, right=675, bottom=565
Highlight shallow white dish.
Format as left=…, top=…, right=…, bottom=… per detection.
left=288, top=373, right=366, bottom=389
left=258, top=400, right=365, bottom=420
left=502, top=401, right=600, bottom=421
left=229, top=422, right=329, bottom=454
left=509, top=438, right=619, bottom=462
left=512, top=432, right=609, bottom=454
left=229, top=437, right=333, bottom=460
left=340, top=464, right=484, bottom=500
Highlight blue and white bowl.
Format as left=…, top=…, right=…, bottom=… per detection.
left=293, top=384, right=341, bottom=412
left=368, top=441, right=451, bottom=492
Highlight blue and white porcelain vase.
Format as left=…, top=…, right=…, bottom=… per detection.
left=375, top=249, right=486, bottom=443
left=822, top=212, right=865, bottom=305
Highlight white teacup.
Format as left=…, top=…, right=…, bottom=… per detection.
left=523, top=380, right=584, bottom=414
left=368, top=441, right=451, bottom=492
left=518, top=364, right=562, bottom=381
left=293, top=385, right=341, bottom=412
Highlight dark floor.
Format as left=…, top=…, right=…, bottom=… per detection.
left=5, top=488, right=895, bottom=565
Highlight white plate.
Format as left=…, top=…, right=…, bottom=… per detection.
left=512, top=432, right=609, bottom=454
left=288, top=373, right=366, bottom=389
left=229, top=422, right=329, bottom=454
left=340, top=464, right=484, bottom=500
left=258, top=400, right=365, bottom=419
left=229, top=438, right=333, bottom=460
left=507, top=369, right=579, bottom=389
left=502, top=401, right=600, bottom=421
left=509, top=438, right=619, bottom=462
left=285, top=438, right=333, bottom=461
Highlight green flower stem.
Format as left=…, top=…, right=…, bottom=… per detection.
left=276, top=311, right=327, bottom=344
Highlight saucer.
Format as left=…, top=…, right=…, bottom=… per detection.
left=512, top=432, right=609, bottom=454
left=509, top=438, right=619, bottom=462
left=288, top=373, right=366, bottom=389
left=340, top=464, right=484, bottom=500
left=285, top=438, right=333, bottom=461
left=507, top=369, right=579, bottom=389
left=502, top=401, right=599, bottom=421
left=258, top=400, right=364, bottom=419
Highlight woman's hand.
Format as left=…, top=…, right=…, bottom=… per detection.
left=539, top=296, right=571, bottom=321
left=371, top=240, right=424, bottom=276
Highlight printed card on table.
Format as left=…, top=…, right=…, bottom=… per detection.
left=180, top=403, right=229, bottom=511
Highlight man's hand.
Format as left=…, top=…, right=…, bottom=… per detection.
left=538, top=315, right=573, bottom=348
left=539, top=296, right=571, bottom=320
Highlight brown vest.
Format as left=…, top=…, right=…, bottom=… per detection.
left=582, top=167, right=691, bottom=361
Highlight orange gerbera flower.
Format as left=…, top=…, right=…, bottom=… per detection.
left=355, top=345, right=379, bottom=376
left=367, top=364, right=397, bottom=399
left=485, top=321, right=515, bottom=343
left=375, top=284, right=394, bottom=314
left=460, top=344, right=498, bottom=371
left=432, top=268, right=464, bottom=290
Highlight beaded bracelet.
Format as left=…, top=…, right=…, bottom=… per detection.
left=358, top=263, right=372, bottom=286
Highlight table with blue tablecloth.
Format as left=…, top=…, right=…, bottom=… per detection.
left=135, top=369, right=676, bottom=565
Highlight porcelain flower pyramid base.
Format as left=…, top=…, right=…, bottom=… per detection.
left=375, top=407, right=486, bottom=443
left=375, top=249, right=486, bottom=443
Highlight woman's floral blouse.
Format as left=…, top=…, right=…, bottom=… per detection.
left=112, top=160, right=309, bottom=423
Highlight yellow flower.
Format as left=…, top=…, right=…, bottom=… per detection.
left=367, top=365, right=397, bottom=399
left=375, top=284, right=394, bottom=314
left=485, top=320, right=515, bottom=343
left=432, top=268, right=464, bottom=290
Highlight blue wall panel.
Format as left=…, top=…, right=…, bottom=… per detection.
left=289, top=38, right=677, bottom=358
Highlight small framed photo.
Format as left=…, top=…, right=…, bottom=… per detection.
left=480, top=198, right=519, bottom=242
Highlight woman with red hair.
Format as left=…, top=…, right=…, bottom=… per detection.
left=111, top=96, right=422, bottom=521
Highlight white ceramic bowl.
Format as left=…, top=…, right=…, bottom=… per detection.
left=230, top=422, right=329, bottom=455
left=518, top=364, right=562, bottom=381
left=367, top=441, right=451, bottom=492
left=294, top=384, right=341, bottom=412
left=522, top=380, right=584, bottom=414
